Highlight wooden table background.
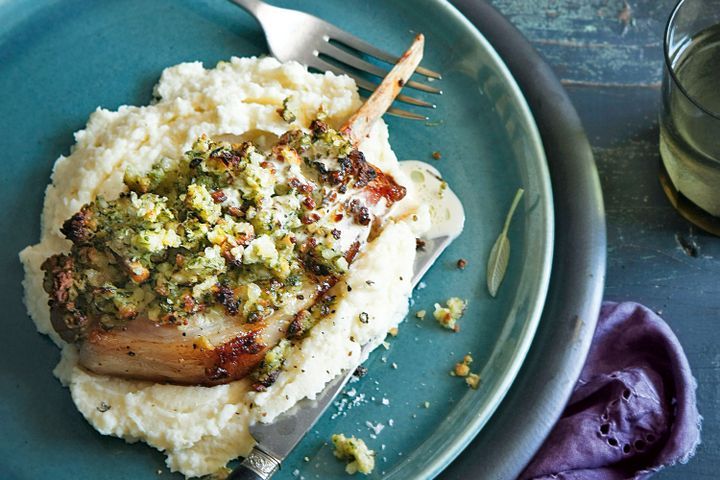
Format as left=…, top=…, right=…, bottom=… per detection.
left=486, top=1, right=718, bottom=478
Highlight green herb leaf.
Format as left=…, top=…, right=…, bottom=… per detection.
left=486, top=233, right=509, bottom=298
left=487, top=188, right=524, bottom=297
left=278, top=97, right=296, bottom=123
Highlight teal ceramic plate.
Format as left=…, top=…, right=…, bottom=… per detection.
left=0, top=1, right=553, bottom=478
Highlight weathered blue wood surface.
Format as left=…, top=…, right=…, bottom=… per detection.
left=489, top=1, right=718, bottom=478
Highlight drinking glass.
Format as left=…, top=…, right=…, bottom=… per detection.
left=659, top=0, right=720, bottom=234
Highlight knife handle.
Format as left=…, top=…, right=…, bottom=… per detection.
left=228, top=446, right=281, bottom=480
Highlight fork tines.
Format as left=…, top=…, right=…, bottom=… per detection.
left=310, top=26, right=442, bottom=120
left=228, top=0, right=442, bottom=121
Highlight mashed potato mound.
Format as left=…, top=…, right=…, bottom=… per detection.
left=19, top=57, right=428, bottom=478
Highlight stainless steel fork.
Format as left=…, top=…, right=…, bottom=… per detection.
left=227, top=0, right=442, bottom=120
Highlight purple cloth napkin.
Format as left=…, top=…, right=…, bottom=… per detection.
left=520, top=302, right=701, bottom=480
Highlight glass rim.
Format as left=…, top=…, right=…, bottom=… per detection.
left=664, top=0, right=720, bottom=120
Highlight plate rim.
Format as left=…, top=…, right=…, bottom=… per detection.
left=392, top=1, right=556, bottom=478
left=440, top=1, right=607, bottom=478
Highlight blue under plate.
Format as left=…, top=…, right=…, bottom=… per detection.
left=0, top=1, right=552, bottom=478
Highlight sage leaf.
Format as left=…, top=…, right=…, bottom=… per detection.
left=487, top=234, right=509, bottom=297
left=487, top=188, right=524, bottom=297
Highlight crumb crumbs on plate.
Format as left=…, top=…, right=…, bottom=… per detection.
left=466, top=373, right=481, bottom=389
left=433, top=297, right=468, bottom=331
left=450, top=354, right=481, bottom=389
left=332, top=434, right=375, bottom=475
left=450, top=354, right=473, bottom=377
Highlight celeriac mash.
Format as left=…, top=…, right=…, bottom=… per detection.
left=20, top=57, right=430, bottom=477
